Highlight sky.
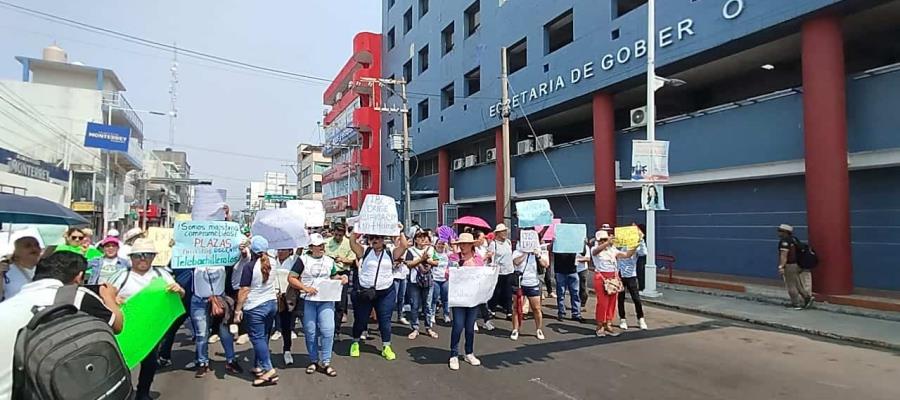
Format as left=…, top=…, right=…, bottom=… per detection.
left=0, top=0, right=381, bottom=210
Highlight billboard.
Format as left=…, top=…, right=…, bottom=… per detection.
left=84, top=122, right=130, bottom=152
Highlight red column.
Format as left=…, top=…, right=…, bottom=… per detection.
left=495, top=128, right=505, bottom=225
left=438, top=148, right=450, bottom=226
left=592, top=92, right=617, bottom=229
left=802, top=16, right=853, bottom=295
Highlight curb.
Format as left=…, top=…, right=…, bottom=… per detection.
left=643, top=297, right=900, bottom=352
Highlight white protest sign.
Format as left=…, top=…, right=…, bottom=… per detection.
left=356, top=195, right=400, bottom=236
left=192, top=187, right=227, bottom=221
left=305, top=279, right=343, bottom=302
left=286, top=200, right=326, bottom=227
left=448, top=266, right=499, bottom=308
left=251, top=208, right=310, bottom=250
left=519, top=230, right=540, bottom=252
left=631, top=140, right=670, bottom=182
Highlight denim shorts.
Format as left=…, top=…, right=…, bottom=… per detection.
left=521, top=285, right=541, bottom=297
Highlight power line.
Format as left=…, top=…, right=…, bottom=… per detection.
left=142, top=138, right=295, bottom=163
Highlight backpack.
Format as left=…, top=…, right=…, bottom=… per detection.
left=793, top=238, right=819, bottom=270
left=13, top=285, right=133, bottom=400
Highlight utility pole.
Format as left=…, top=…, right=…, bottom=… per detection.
left=168, top=44, right=179, bottom=146
left=363, top=77, right=412, bottom=229
left=642, top=0, right=662, bottom=298
left=500, top=48, right=512, bottom=229
left=103, top=106, right=112, bottom=236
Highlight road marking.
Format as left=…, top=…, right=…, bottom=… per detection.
left=529, top=378, right=581, bottom=400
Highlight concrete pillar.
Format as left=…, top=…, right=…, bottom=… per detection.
left=592, top=92, right=617, bottom=229
left=495, top=128, right=505, bottom=226
left=438, top=148, right=450, bottom=226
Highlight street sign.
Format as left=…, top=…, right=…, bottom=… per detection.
left=264, top=193, right=297, bottom=202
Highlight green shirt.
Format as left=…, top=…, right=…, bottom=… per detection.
left=325, top=237, right=356, bottom=272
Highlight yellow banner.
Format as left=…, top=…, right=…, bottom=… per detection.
left=147, top=227, right=174, bottom=266
left=175, top=213, right=192, bottom=221
left=614, top=226, right=641, bottom=249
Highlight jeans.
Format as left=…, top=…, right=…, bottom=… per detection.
left=555, top=272, right=581, bottom=318
left=577, top=270, right=589, bottom=307
left=136, top=344, right=159, bottom=398
left=190, top=296, right=235, bottom=365
left=393, top=278, right=408, bottom=320
left=352, top=285, right=397, bottom=344
left=303, top=301, right=336, bottom=365
left=431, top=280, right=449, bottom=318
left=618, top=276, right=644, bottom=319
left=450, top=306, right=479, bottom=357
left=489, top=273, right=514, bottom=315
left=335, top=270, right=352, bottom=333
left=407, top=283, right=434, bottom=330
left=245, top=300, right=276, bottom=371
left=159, top=269, right=194, bottom=361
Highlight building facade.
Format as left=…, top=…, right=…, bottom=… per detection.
left=297, top=144, right=329, bottom=200
left=321, top=32, right=383, bottom=218
left=381, top=0, right=900, bottom=292
left=151, top=148, right=192, bottom=214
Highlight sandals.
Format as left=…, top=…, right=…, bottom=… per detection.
left=252, top=372, right=279, bottom=387
left=250, top=368, right=264, bottom=378
left=323, top=364, right=337, bottom=377
left=426, top=329, right=439, bottom=339
left=305, top=363, right=318, bottom=374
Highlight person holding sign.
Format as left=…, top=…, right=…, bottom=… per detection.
left=590, top=230, right=640, bottom=337
left=510, top=230, right=550, bottom=341
left=287, top=233, right=348, bottom=377
left=404, top=231, right=439, bottom=340
left=234, top=236, right=279, bottom=387
left=346, top=228, right=409, bottom=361
left=446, top=233, right=488, bottom=371
left=190, top=264, right=243, bottom=378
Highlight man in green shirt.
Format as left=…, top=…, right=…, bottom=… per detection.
left=325, top=223, right=356, bottom=336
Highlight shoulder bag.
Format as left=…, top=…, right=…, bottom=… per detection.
left=358, top=249, right=386, bottom=302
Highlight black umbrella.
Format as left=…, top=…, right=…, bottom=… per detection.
left=0, top=193, right=89, bottom=226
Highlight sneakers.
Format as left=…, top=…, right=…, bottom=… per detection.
left=803, top=297, right=815, bottom=309
left=619, top=319, right=629, bottom=330
left=474, top=323, right=479, bottom=332
left=408, top=330, right=420, bottom=340
left=229, top=324, right=239, bottom=335
left=291, top=332, right=298, bottom=340
left=350, top=342, right=361, bottom=357
left=399, top=317, right=410, bottom=325
left=549, top=293, right=557, bottom=299
left=482, top=321, right=496, bottom=331
left=430, top=316, right=436, bottom=325
left=225, top=361, right=244, bottom=375
left=449, top=356, right=460, bottom=370
left=208, top=334, right=220, bottom=344
left=158, top=357, right=173, bottom=368
left=557, top=315, right=564, bottom=322
left=464, top=354, right=481, bottom=366
left=574, top=316, right=586, bottom=324
left=236, top=334, right=250, bottom=345
left=283, top=352, right=294, bottom=366
left=184, top=361, right=196, bottom=370
left=536, top=329, right=545, bottom=340
left=194, top=364, right=209, bottom=378
left=639, top=318, right=649, bottom=330
left=444, top=315, right=452, bottom=324
left=271, top=331, right=282, bottom=341
left=360, top=331, right=368, bottom=341
left=382, top=345, right=396, bottom=361
left=510, top=330, right=519, bottom=341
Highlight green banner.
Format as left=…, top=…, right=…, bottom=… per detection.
left=264, top=193, right=297, bottom=201
left=115, top=277, right=185, bottom=368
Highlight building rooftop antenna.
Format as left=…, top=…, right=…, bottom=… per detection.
left=168, top=42, right=179, bottom=146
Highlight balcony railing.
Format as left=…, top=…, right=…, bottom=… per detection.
left=102, top=91, right=144, bottom=137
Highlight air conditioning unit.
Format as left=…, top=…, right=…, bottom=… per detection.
left=535, top=134, right=554, bottom=150
left=485, top=148, right=497, bottom=161
left=464, top=155, right=477, bottom=167
left=517, top=139, right=533, bottom=155
left=630, top=106, right=647, bottom=128
left=453, top=158, right=465, bottom=170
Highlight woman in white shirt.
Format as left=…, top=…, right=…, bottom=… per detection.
left=234, top=236, right=279, bottom=387
left=590, top=230, right=639, bottom=337
left=347, top=228, right=409, bottom=361
left=271, top=248, right=298, bottom=365
left=510, top=237, right=550, bottom=341
left=430, top=238, right=452, bottom=323
left=404, top=231, right=438, bottom=340
left=1, top=235, right=41, bottom=301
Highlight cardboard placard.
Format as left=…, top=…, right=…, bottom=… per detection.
left=252, top=208, right=309, bottom=250
left=552, top=224, right=587, bottom=254
left=356, top=195, right=400, bottom=236
left=115, top=278, right=185, bottom=368
left=519, top=230, right=540, bottom=252
left=448, top=266, right=499, bottom=308
left=147, top=227, right=173, bottom=266
left=171, top=221, right=243, bottom=269
left=286, top=200, right=326, bottom=227
left=191, top=187, right=227, bottom=221
left=516, top=199, right=553, bottom=228
left=614, top=226, right=642, bottom=249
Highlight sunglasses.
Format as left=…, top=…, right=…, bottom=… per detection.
left=599, top=239, right=608, bottom=243
left=130, top=253, right=156, bottom=260
left=69, top=235, right=84, bottom=240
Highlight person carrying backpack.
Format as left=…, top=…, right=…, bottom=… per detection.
left=777, top=224, right=815, bottom=310
left=0, top=251, right=126, bottom=400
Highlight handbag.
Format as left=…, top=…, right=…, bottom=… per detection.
left=603, top=274, right=624, bottom=295
left=358, top=249, right=386, bottom=302
left=205, top=269, right=226, bottom=318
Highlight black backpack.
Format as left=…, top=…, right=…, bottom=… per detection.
left=13, top=285, right=133, bottom=400
left=793, top=238, right=819, bottom=270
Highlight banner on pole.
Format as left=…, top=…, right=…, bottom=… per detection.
left=171, top=221, right=243, bottom=269
left=519, top=230, right=540, bottom=252
left=631, top=140, right=669, bottom=182
left=640, top=184, right=666, bottom=211
left=147, top=227, right=173, bottom=266
left=515, top=199, right=553, bottom=228
left=192, top=186, right=227, bottom=221
left=552, top=224, right=587, bottom=253
left=448, top=266, right=499, bottom=308
left=252, top=208, right=309, bottom=250
left=356, top=195, right=400, bottom=236
left=613, top=226, right=642, bottom=249
left=286, top=200, right=326, bottom=227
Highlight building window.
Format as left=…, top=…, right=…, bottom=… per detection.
left=403, top=59, right=413, bottom=83
left=386, top=119, right=395, bottom=138
left=387, top=27, right=396, bottom=50
left=302, top=184, right=312, bottom=196
left=441, top=22, right=455, bottom=55
left=419, top=0, right=428, bottom=18
left=387, top=163, right=395, bottom=181
left=507, top=38, right=527, bottom=73
left=418, top=45, right=429, bottom=74
left=545, top=9, right=574, bottom=54
left=416, top=157, right=439, bottom=177
left=614, top=0, right=647, bottom=18
left=302, top=165, right=312, bottom=178
left=314, top=181, right=322, bottom=193
left=403, top=7, right=413, bottom=34
left=464, top=1, right=480, bottom=37
left=441, top=83, right=455, bottom=109
left=464, top=67, right=480, bottom=96
left=418, top=99, right=429, bottom=122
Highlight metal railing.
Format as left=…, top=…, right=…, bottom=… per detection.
left=101, top=91, right=144, bottom=135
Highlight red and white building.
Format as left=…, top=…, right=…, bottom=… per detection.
left=321, top=32, right=382, bottom=218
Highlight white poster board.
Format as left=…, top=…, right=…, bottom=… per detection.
left=286, top=200, right=326, bottom=228
left=251, top=208, right=310, bottom=250
left=355, top=195, right=400, bottom=236
left=631, top=140, right=670, bottom=182
left=448, top=266, right=499, bottom=308
left=192, top=187, right=228, bottom=221
left=305, top=279, right=343, bottom=302
left=519, top=230, right=540, bottom=252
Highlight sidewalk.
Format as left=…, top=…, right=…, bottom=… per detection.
left=643, top=289, right=900, bottom=351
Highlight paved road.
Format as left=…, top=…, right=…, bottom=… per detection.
left=148, top=298, right=900, bottom=400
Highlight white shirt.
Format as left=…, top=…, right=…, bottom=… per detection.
left=389, top=244, right=408, bottom=280
left=592, top=246, right=624, bottom=273
left=405, top=246, right=433, bottom=283
left=239, top=257, right=277, bottom=311
left=475, top=244, right=488, bottom=259
left=513, top=248, right=547, bottom=288
left=576, top=244, right=591, bottom=273
left=108, top=267, right=176, bottom=300
left=490, top=240, right=514, bottom=275
left=294, top=254, right=336, bottom=296
left=359, top=247, right=395, bottom=291
left=193, top=266, right=226, bottom=298
left=432, top=250, right=450, bottom=282
left=2, top=264, right=35, bottom=301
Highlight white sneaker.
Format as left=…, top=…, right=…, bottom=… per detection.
left=430, top=316, right=436, bottom=325
left=400, top=317, right=410, bottom=325
left=443, top=315, right=451, bottom=324
left=619, top=319, right=629, bottom=330
left=236, top=334, right=250, bottom=345
left=270, top=331, right=282, bottom=341
left=639, top=318, right=648, bottom=330
left=536, top=329, right=545, bottom=340
left=207, top=334, right=220, bottom=344
left=464, top=354, right=481, bottom=366
left=449, top=356, right=460, bottom=370
left=474, top=323, right=479, bottom=332
left=483, top=321, right=496, bottom=331
left=291, top=332, right=298, bottom=340
left=360, top=331, right=368, bottom=340
left=510, top=330, right=519, bottom=341
left=184, top=361, right=196, bottom=369
left=403, top=304, right=411, bottom=313
left=283, top=351, right=294, bottom=366
left=229, top=324, right=239, bottom=335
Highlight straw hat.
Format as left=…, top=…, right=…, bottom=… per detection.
left=123, top=227, right=144, bottom=242
left=778, top=224, right=794, bottom=233
left=595, top=230, right=610, bottom=240
left=453, top=233, right=476, bottom=245
left=129, top=238, right=157, bottom=255
left=493, top=223, right=508, bottom=232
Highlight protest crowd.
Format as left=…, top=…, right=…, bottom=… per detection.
left=0, top=194, right=658, bottom=399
